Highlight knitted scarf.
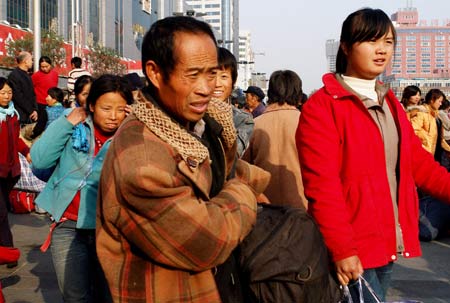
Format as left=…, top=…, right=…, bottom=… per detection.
left=0, top=101, right=19, bottom=123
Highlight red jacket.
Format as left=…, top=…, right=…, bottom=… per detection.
left=31, top=70, right=58, bottom=105
left=297, top=73, right=450, bottom=269
left=0, top=115, right=29, bottom=178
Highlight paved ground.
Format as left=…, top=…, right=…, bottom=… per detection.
left=1, top=212, right=450, bottom=303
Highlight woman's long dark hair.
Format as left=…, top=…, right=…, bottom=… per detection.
left=336, top=8, right=396, bottom=74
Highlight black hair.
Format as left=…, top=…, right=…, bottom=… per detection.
left=71, top=56, right=82, bottom=68
left=440, top=97, right=450, bottom=111
left=39, top=56, right=52, bottom=66
left=47, top=87, right=64, bottom=103
left=336, top=8, right=396, bottom=74
left=0, top=77, right=9, bottom=90
left=267, top=70, right=303, bottom=106
left=424, top=89, right=445, bottom=104
left=400, top=85, right=421, bottom=108
left=86, top=74, right=134, bottom=112
left=74, top=75, right=94, bottom=97
left=141, top=16, right=217, bottom=91
left=217, top=47, right=238, bottom=87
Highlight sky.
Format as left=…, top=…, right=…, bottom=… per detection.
left=240, top=0, right=450, bottom=94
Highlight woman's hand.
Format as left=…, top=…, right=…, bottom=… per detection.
left=335, top=255, right=364, bottom=286
left=25, top=153, right=32, bottom=164
left=66, top=107, right=88, bottom=126
left=125, top=104, right=133, bottom=116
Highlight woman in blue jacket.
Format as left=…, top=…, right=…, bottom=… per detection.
left=31, top=74, right=133, bottom=303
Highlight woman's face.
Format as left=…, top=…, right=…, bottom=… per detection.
left=430, top=96, right=444, bottom=111
left=213, top=67, right=233, bottom=102
left=0, top=83, right=13, bottom=108
left=409, top=92, right=421, bottom=106
left=39, top=61, right=52, bottom=74
left=76, top=83, right=91, bottom=108
left=344, top=29, right=395, bottom=80
left=89, top=92, right=127, bottom=134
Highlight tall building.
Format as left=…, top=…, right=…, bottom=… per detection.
left=325, top=5, right=450, bottom=97
left=386, top=6, right=450, bottom=96
left=236, top=30, right=254, bottom=89
left=325, top=39, right=339, bottom=72
left=0, top=0, right=155, bottom=60
left=184, top=0, right=238, bottom=55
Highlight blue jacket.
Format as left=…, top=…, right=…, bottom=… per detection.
left=31, top=110, right=110, bottom=229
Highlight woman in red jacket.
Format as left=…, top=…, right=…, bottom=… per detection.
left=0, top=77, right=30, bottom=263
left=296, top=8, right=450, bottom=302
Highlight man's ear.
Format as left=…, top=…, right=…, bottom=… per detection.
left=145, top=60, right=162, bottom=89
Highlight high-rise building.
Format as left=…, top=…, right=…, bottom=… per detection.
left=185, top=0, right=238, bottom=55
left=236, top=30, right=254, bottom=89
left=325, top=39, right=339, bottom=73
left=0, top=0, right=155, bottom=60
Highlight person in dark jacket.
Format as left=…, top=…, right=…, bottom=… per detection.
left=7, top=51, right=38, bottom=125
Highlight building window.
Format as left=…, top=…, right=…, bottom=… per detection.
left=406, top=47, right=416, bottom=52
left=421, top=64, right=431, bottom=68
left=406, top=42, right=416, bottom=46
left=406, top=36, right=416, bottom=41
left=436, top=64, right=445, bottom=68
left=406, top=53, right=416, bottom=57
left=7, top=0, right=29, bottom=28
left=421, top=58, right=430, bottom=62
left=421, top=47, right=431, bottom=52
left=436, top=42, right=446, bottom=46
left=436, top=47, right=446, bottom=52
left=436, top=52, right=445, bottom=57
left=205, top=4, right=220, bottom=8
left=407, top=70, right=416, bottom=73
left=421, top=42, right=430, bottom=46
left=436, top=35, right=446, bottom=40
left=407, top=64, right=416, bottom=68
left=422, top=53, right=431, bottom=57
left=421, top=36, right=431, bottom=41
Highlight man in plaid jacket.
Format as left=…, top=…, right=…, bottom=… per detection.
left=96, top=16, right=270, bottom=303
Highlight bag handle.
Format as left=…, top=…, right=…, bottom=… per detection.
left=342, top=276, right=382, bottom=303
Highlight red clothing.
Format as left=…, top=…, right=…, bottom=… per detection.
left=297, top=73, right=450, bottom=269
left=31, top=70, right=58, bottom=105
left=0, top=115, right=29, bottom=178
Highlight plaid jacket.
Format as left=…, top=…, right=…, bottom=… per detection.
left=96, top=92, right=270, bottom=303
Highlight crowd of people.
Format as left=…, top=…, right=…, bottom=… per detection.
left=2, top=8, right=450, bottom=303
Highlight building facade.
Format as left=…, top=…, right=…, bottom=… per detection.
left=0, top=0, right=155, bottom=61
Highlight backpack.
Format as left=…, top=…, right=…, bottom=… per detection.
left=238, top=204, right=342, bottom=303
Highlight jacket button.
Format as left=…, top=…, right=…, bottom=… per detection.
left=391, top=255, right=396, bottom=260
left=404, top=252, right=410, bottom=257
left=333, top=95, right=338, bottom=99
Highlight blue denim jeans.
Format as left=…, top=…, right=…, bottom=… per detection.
left=50, top=220, right=111, bottom=303
left=419, top=195, right=450, bottom=241
left=346, top=262, right=394, bottom=303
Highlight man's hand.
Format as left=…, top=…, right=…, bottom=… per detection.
left=29, top=111, right=38, bottom=121
left=66, top=107, right=88, bottom=126
left=335, top=255, right=364, bottom=286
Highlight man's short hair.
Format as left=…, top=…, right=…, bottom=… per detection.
left=71, top=56, right=82, bottom=68
left=141, top=16, right=217, bottom=90
left=217, top=47, right=237, bottom=87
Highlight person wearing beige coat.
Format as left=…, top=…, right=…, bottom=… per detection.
left=243, top=70, right=307, bottom=209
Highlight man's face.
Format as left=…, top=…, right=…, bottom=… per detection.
left=149, top=32, right=218, bottom=127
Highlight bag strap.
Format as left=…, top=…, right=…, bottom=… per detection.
left=342, top=276, right=382, bottom=303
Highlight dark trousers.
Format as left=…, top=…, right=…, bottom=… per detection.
left=30, top=103, right=48, bottom=139
left=0, top=175, right=19, bottom=247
